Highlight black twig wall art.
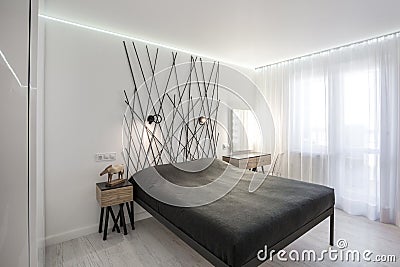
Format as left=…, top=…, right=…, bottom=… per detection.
left=122, top=41, right=220, bottom=175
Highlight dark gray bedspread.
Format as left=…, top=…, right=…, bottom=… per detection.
left=130, top=158, right=334, bottom=267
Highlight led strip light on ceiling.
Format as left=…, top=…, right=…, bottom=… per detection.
left=38, top=14, right=252, bottom=69
left=0, top=49, right=27, bottom=88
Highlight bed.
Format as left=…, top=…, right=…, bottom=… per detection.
left=128, top=158, right=335, bottom=267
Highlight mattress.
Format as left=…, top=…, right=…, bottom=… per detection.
left=129, top=158, right=335, bottom=266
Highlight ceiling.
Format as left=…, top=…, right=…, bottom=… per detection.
left=42, top=0, right=400, bottom=68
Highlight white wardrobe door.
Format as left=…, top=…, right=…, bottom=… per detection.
left=0, top=0, right=30, bottom=266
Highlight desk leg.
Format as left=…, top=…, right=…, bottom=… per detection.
left=99, top=207, right=104, bottom=233
left=103, top=207, right=110, bottom=240
left=120, top=203, right=128, bottom=235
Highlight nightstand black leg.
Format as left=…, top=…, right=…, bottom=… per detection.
left=109, top=207, right=120, bottom=233
left=261, top=166, right=265, bottom=174
left=252, top=167, right=257, bottom=172
left=131, top=201, right=135, bottom=230
left=119, top=205, right=124, bottom=227
left=112, top=211, right=120, bottom=232
left=126, top=202, right=131, bottom=215
left=126, top=202, right=134, bottom=230
left=99, top=207, right=104, bottom=233
left=103, top=207, right=110, bottom=240
left=120, top=203, right=128, bottom=235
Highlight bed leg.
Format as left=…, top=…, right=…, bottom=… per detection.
left=329, top=210, right=334, bottom=246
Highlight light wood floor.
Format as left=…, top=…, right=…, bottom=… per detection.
left=46, top=209, right=400, bottom=266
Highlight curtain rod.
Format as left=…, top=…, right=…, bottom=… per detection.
left=255, top=29, right=400, bottom=70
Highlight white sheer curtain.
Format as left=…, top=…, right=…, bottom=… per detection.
left=256, top=33, right=400, bottom=226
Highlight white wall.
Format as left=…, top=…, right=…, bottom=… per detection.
left=43, top=17, right=274, bottom=245
left=44, top=19, right=134, bottom=245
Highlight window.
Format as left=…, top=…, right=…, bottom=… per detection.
left=290, top=76, right=327, bottom=153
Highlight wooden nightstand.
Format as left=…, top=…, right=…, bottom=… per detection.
left=222, top=151, right=271, bottom=173
left=96, top=180, right=134, bottom=240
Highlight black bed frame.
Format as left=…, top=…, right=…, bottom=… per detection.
left=134, top=196, right=334, bottom=267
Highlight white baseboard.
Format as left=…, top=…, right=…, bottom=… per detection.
left=45, top=211, right=152, bottom=246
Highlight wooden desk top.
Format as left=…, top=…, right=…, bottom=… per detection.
left=223, top=151, right=270, bottom=160
left=222, top=151, right=271, bottom=169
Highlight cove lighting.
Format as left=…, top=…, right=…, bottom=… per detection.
left=0, top=50, right=27, bottom=88
left=38, top=14, right=252, bottom=69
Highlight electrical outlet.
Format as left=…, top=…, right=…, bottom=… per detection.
left=95, top=152, right=117, bottom=162
left=222, top=144, right=230, bottom=150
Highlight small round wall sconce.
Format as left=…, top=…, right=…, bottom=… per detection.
left=198, top=116, right=207, bottom=125
left=147, top=114, right=162, bottom=124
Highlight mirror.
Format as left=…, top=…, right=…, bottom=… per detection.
left=231, top=109, right=261, bottom=152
